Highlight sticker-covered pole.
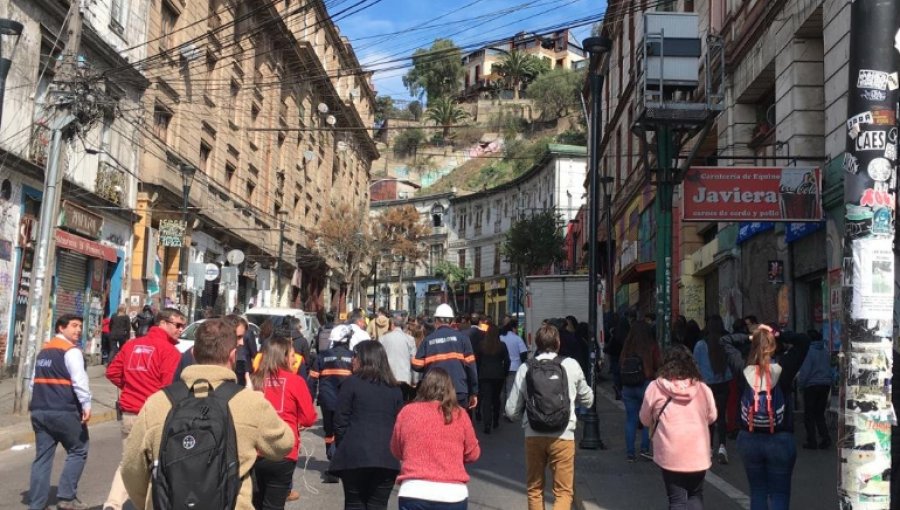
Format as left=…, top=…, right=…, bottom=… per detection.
left=839, top=2, right=900, bottom=508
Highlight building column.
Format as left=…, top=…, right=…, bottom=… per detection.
left=130, top=192, right=152, bottom=312
left=774, top=37, right=826, bottom=161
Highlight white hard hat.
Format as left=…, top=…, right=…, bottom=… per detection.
left=329, top=324, right=352, bottom=346
left=434, top=303, right=455, bottom=319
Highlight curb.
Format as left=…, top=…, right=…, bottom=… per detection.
left=0, top=410, right=119, bottom=452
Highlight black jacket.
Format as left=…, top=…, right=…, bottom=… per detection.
left=310, top=344, right=354, bottom=410
left=131, top=312, right=154, bottom=337
left=477, top=343, right=510, bottom=380
left=329, top=375, right=403, bottom=473
left=109, top=315, right=131, bottom=340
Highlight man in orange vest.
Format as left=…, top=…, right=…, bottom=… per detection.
left=27, top=314, right=92, bottom=510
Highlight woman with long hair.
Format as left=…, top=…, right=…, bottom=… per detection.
left=693, top=314, right=733, bottom=464
left=250, top=336, right=317, bottom=509
left=330, top=340, right=404, bottom=510
left=736, top=325, right=810, bottom=510
left=476, top=325, right=510, bottom=434
left=619, top=321, right=662, bottom=462
left=392, top=368, right=481, bottom=510
left=640, top=346, right=717, bottom=510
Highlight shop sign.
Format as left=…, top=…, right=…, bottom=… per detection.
left=59, top=201, right=103, bottom=238
left=736, top=222, right=774, bottom=244
left=468, top=282, right=483, bottom=293
left=489, top=278, right=507, bottom=290
left=767, top=260, right=785, bottom=284
left=427, top=283, right=443, bottom=293
left=683, top=167, right=823, bottom=222
left=55, top=229, right=118, bottom=262
left=785, top=221, right=825, bottom=243
left=158, top=219, right=187, bottom=247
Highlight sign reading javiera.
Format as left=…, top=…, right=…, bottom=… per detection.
left=682, top=167, right=823, bottom=222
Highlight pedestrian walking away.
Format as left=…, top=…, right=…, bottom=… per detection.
left=310, top=324, right=356, bottom=482
left=131, top=305, right=154, bottom=338
left=412, top=304, right=479, bottom=410
left=499, top=320, right=528, bottom=403
left=505, top=324, right=594, bottom=510
left=476, top=324, right=510, bottom=434
left=27, top=314, right=92, bottom=510
left=103, top=307, right=185, bottom=510
left=692, top=314, right=733, bottom=465
left=619, top=321, right=661, bottom=462
left=250, top=336, right=317, bottom=509
left=107, top=305, right=132, bottom=363
left=734, top=325, right=810, bottom=510
left=797, top=329, right=833, bottom=450
left=120, top=318, right=294, bottom=510
left=329, top=340, right=404, bottom=510
left=380, top=313, right=418, bottom=402
left=641, top=345, right=718, bottom=510
left=392, top=368, right=481, bottom=510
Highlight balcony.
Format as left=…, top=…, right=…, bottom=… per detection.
left=95, top=162, right=126, bottom=205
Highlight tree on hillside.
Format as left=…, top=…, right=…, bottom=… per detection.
left=527, top=68, right=587, bottom=120
left=408, top=100, right=423, bottom=121
left=502, top=210, right=565, bottom=275
left=376, top=205, right=430, bottom=310
left=403, top=39, right=465, bottom=101
left=433, top=261, right=472, bottom=312
left=374, top=95, right=395, bottom=123
left=425, top=97, right=469, bottom=139
left=315, top=203, right=371, bottom=309
left=493, top=51, right=550, bottom=100
left=392, top=128, right=426, bottom=159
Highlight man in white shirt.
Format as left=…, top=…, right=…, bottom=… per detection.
left=379, top=314, right=417, bottom=401
left=347, top=309, right=372, bottom=349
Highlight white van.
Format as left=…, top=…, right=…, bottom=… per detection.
left=244, top=307, right=321, bottom=338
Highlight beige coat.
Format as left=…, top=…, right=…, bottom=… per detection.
left=121, top=364, right=295, bottom=510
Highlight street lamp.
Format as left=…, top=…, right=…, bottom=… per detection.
left=581, top=35, right=612, bottom=451
left=179, top=163, right=197, bottom=311
left=0, top=19, right=24, bottom=127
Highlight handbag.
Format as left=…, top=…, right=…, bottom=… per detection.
left=649, top=396, right=673, bottom=439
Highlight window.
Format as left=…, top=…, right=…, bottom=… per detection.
left=229, top=80, right=240, bottom=124
left=199, top=143, right=211, bottom=174
left=556, top=58, right=564, bottom=68
left=474, top=247, right=482, bottom=278
left=250, top=104, right=260, bottom=147
left=430, top=244, right=443, bottom=271
left=204, top=56, right=217, bottom=95
left=494, top=243, right=501, bottom=275
left=246, top=180, right=256, bottom=205
left=225, top=163, right=235, bottom=185
left=153, top=105, right=172, bottom=143
left=161, top=2, right=178, bottom=52
left=458, top=249, right=466, bottom=269
left=431, top=204, right=444, bottom=227
left=110, top=0, right=127, bottom=35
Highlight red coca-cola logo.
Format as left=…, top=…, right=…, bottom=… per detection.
left=860, top=189, right=895, bottom=209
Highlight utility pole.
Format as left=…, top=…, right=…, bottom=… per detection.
left=838, top=1, right=899, bottom=507
left=14, top=1, right=84, bottom=413
left=654, top=126, right=675, bottom=346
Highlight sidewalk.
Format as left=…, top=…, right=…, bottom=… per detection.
left=0, top=365, right=119, bottom=451
left=573, top=380, right=838, bottom=510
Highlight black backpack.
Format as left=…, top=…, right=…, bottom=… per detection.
left=620, top=355, right=646, bottom=386
left=524, top=357, right=571, bottom=433
left=152, top=379, right=243, bottom=510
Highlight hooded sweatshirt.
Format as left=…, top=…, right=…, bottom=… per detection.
left=640, top=377, right=717, bottom=472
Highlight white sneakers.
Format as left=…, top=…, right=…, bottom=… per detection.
left=717, top=445, right=729, bottom=465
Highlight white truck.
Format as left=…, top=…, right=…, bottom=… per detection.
left=523, top=274, right=604, bottom=351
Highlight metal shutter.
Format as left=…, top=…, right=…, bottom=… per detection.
left=55, top=250, right=88, bottom=324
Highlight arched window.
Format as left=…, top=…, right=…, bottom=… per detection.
left=431, top=203, right=444, bottom=227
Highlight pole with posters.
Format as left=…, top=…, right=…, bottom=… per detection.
left=839, top=2, right=900, bottom=507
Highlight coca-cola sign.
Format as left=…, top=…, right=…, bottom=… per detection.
left=682, top=167, right=823, bottom=222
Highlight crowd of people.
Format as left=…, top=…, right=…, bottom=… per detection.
left=25, top=300, right=837, bottom=510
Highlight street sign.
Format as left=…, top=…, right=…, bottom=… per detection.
left=204, top=263, right=220, bottom=281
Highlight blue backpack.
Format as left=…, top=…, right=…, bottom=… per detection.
left=739, top=368, right=786, bottom=433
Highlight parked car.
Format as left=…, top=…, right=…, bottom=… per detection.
left=245, top=307, right=321, bottom=338
left=176, top=319, right=260, bottom=354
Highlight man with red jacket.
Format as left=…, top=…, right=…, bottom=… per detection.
left=102, top=307, right=185, bottom=510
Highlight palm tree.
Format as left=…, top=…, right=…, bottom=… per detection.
left=493, top=51, right=549, bottom=100
left=425, top=97, right=469, bottom=139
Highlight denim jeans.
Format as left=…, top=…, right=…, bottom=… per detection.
left=661, top=469, right=706, bottom=510
left=339, top=467, right=398, bottom=510
left=609, top=355, right=621, bottom=392
left=709, top=381, right=730, bottom=448
left=398, top=497, right=468, bottom=510
left=28, top=410, right=89, bottom=510
left=253, top=458, right=296, bottom=510
left=622, top=382, right=650, bottom=456
left=736, top=431, right=797, bottom=510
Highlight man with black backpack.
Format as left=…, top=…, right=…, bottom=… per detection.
left=505, top=324, right=594, bottom=510
left=120, top=318, right=294, bottom=510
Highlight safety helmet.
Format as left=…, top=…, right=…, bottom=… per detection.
left=434, top=303, right=455, bottom=319
left=329, top=324, right=353, bottom=346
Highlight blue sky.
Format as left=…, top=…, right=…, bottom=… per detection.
left=334, top=0, right=605, bottom=100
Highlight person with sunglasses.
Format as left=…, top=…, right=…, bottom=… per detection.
left=103, top=307, right=187, bottom=510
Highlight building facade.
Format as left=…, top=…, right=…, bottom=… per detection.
left=448, top=144, right=587, bottom=322
left=593, top=0, right=847, bottom=342
left=1, top=0, right=151, bottom=369
left=133, top=0, right=377, bottom=318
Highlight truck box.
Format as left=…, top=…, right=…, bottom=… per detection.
left=523, top=274, right=603, bottom=352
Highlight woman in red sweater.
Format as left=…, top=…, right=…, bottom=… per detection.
left=391, top=368, right=481, bottom=510
left=250, top=336, right=317, bottom=509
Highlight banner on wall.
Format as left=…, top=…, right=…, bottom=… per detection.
left=682, top=167, right=823, bottom=222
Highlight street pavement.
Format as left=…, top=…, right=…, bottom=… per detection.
left=0, top=367, right=839, bottom=509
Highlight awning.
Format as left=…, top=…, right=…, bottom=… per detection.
left=55, top=229, right=118, bottom=262
left=619, top=261, right=656, bottom=285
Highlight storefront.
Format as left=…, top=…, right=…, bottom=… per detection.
left=485, top=277, right=507, bottom=323
left=466, top=281, right=485, bottom=315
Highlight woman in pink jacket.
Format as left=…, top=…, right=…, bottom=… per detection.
left=640, top=345, right=717, bottom=510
